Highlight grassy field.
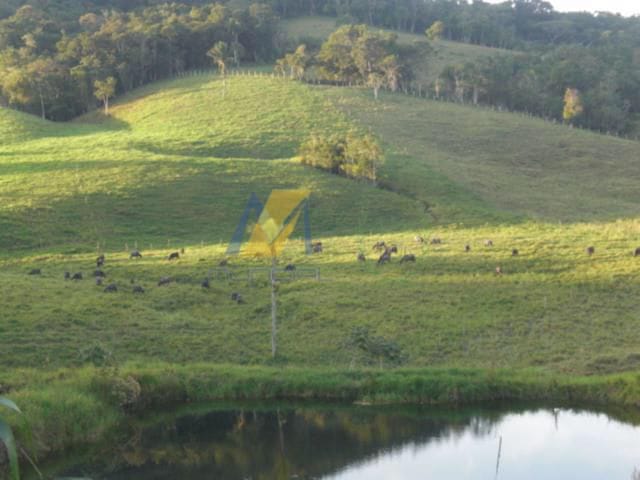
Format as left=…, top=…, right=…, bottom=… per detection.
left=281, top=16, right=513, bottom=86
left=1, top=71, right=640, bottom=460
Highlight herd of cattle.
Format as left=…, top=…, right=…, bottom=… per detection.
left=24, top=236, right=640, bottom=296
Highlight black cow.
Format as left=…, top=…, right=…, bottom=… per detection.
left=28, top=269, right=41, bottom=275
left=400, top=254, right=416, bottom=263
left=130, top=250, right=143, bottom=259
left=284, top=264, right=296, bottom=271
left=94, top=269, right=106, bottom=278
left=167, top=252, right=180, bottom=261
left=71, top=272, right=83, bottom=280
left=465, top=244, right=471, bottom=252
left=201, top=278, right=210, bottom=289
left=586, top=246, right=595, bottom=256
left=357, top=253, right=366, bottom=262
left=132, top=285, right=145, bottom=294
left=96, top=254, right=105, bottom=267
left=104, top=283, right=118, bottom=292
left=158, top=277, right=173, bottom=286
left=512, top=249, right=519, bottom=256
left=635, top=247, right=640, bottom=257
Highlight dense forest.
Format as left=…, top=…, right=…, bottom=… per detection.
left=1, top=0, right=639, bottom=134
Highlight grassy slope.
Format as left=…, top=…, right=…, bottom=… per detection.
left=282, top=16, right=512, bottom=86
left=2, top=71, right=640, bottom=461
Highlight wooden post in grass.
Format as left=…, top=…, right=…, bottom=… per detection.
left=270, top=250, right=278, bottom=358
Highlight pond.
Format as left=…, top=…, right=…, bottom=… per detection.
left=38, top=404, right=640, bottom=480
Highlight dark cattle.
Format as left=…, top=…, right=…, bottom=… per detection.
left=284, top=264, right=296, bottom=271
left=635, top=247, right=640, bottom=257
left=430, top=238, right=442, bottom=245
left=96, top=278, right=103, bottom=286
left=357, top=253, right=366, bottom=262
left=104, top=283, right=118, bottom=293
left=377, top=251, right=392, bottom=265
left=388, top=245, right=398, bottom=254
left=28, top=269, right=41, bottom=275
left=414, top=236, right=425, bottom=244
left=64, top=271, right=71, bottom=280
left=400, top=254, right=416, bottom=263
left=96, top=255, right=105, bottom=267
left=167, top=252, right=180, bottom=261
left=312, top=242, right=323, bottom=253
left=373, top=241, right=386, bottom=251
left=158, top=277, right=173, bottom=286
left=495, top=266, right=503, bottom=275
left=586, top=246, right=595, bottom=256
left=219, top=259, right=229, bottom=267
left=512, top=249, right=519, bottom=256
left=130, top=250, right=143, bottom=259
left=465, top=244, right=471, bottom=252
left=132, top=285, right=145, bottom=294
left=71, top=272, right=83, bottom=281
left=94, top=269, right=106, bottom=278
left=484, top=240, right=494, bottom=247
left=201, top=278, right=210, bottom=289
left=231, top=292, right=244, bottom=304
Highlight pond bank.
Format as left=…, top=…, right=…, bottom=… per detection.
left=3, top=363, right=640, bottom=464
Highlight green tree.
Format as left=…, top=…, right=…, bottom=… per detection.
left=563, top=87, right=583, bottom=123
left=94, top=76, right=117, bottom=115
left=426, top=21, right=444, bottom=41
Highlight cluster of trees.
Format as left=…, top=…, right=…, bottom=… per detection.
left=277, top=25, right=426, bottom=97
left=435, top=42, right=640, bottom=133
left=0, top=3, right=279, bottom=120
left=298, top=132, right=384, bottom=183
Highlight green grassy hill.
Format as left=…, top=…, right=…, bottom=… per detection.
left=1, top=71, right=640, bottom=379
left=3, top=69, right=640, bottom=464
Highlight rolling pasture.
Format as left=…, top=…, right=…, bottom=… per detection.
left=1, top=73, right=639, bottom=379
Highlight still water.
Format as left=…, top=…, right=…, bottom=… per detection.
left=48, top=404, right=640, bottom=480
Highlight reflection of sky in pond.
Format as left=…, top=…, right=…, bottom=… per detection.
left=326, top=410, right=640, bottom=480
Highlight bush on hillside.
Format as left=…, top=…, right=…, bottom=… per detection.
left=298, top=132, right=383, bottom=183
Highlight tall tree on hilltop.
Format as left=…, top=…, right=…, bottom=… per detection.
left=94, top=76, right=116, bottom=115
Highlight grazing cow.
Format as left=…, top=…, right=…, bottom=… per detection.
left=465, top=244, right=471, bottom=252
left=284, top=264, right=296, bottom=271
left=378, top=251, right=392, bottom=265
left=96, top=255, right=105, bottom=267
left=219, top=259, right=229, bottom=267
left=94, top=269, right=106, bottom=278
left=430, top=238, right=442, bottom=245
left=28, top=269, right=41, bottom=275
left=512, top=249, right=519, bottom=256
left=495, top=266, right=503, bottom=275
left=414, top=236, right=425, bottom=244
left=71, top=272, right=83, bottom=281
left=373, top=241, right=386, bottom=251
left=484, top=240, right=494, bottom=247
left=312, top=242, right=323, bottom=253
left=357, top=253, right=366, bottom=262
left=167, top=252, right=180, bottom=261
left=201, top=278, right=210, bottom=289
left=586, top=246, right=595, bottom=256
left=64, top=271, right=71, bottom=280
left=388, top=245, right=398, bottom=254
left=400, top=254, right=416, bottom=263
left=635, top=247, right=640, bottom=257
left=104, top=283, right=118, bottom=293
left=132, top=285, right=145, bottom=294
left=231, top=292, right=244, bottom=304
left=158, top=277, right=173, bottom=286
left=96, top=278, right=103, bottom=286
left=130, top=250, right=142, bottom=259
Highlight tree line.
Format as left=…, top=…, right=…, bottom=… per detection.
left=0, top=3, right=279, bottom=120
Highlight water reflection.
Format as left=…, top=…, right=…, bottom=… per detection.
left=48, top=405, right=640, bottom=480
